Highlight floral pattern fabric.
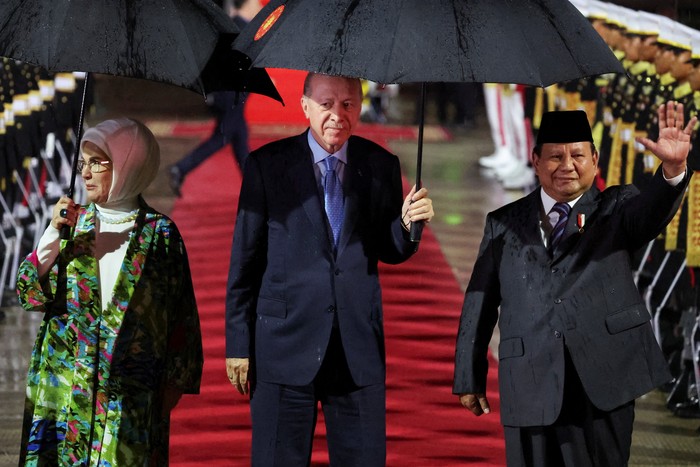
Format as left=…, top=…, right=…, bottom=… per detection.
left=16, top=203, right=203, bottom=466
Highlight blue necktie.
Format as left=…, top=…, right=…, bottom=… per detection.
left=323, top=156, right=344, bottom=247
left=549, top=202, right=571, bottom=253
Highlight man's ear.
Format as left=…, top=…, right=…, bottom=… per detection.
left=301, top=96, right=310, bottom=119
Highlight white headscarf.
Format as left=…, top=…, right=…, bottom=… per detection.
left=80, top=118, right=160, bottom=208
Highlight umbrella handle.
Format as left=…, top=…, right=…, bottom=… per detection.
left=409, top=221, right=424, bottom=242
left=60, top=72, right=91, bottom=240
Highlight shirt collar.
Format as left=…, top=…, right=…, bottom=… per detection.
left=307, top=130, right=348, bottom=165
left=540, top=188, right=583, bottom=214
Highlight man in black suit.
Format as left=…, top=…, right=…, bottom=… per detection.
left=453, top=101, right=696, bottom=466
left=169, top=0, right=260, bottom=196
left=226, top=72, right=434, bottom=466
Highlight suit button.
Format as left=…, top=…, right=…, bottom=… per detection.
left=554, top=331, right=562, bottom=338
left=328, top=306, right=336, bottom=313
left=554, top=298, right=562, bottom=304
left=551, top=268, right=558, bottom=273
left=334, top=269, right=341, bottom=276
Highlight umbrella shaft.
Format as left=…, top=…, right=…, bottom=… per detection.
left=60, top=72, right=91, bottom=240
left=410, top=82, right=427, bottom=243
left=415, top=82, right=426, bottom=190
left=67, top=72, right=91, bottom=198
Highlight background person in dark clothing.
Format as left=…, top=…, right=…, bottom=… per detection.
left=169, top=0, right=262, bottom=197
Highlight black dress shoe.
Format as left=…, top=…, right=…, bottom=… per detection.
left=673, top=401, right=700, bottom=419
left=169, top=165, right=183, bottom=197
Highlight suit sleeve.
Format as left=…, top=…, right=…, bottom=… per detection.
left=226, top=153, right=268, bottom=358
left=453, top=215, right=501, bottom=395
left=378, top=154, right=418, bottom=264
left=618, top=167, right=691, bottom=249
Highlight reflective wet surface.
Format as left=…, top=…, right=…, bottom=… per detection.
left=1, top=78, right=699, bottom=465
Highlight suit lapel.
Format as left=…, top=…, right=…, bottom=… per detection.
left=552, top=187, right=600, bottom=260
left=522, top=190, right=547, bottom=248
left=336, top=139, right=368, bottom=257
left=287, top=133, right=329, bottom=244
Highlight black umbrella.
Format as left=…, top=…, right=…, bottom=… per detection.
left=200, top=32, right=282, bottom=100
left=0, top=0, right=283, bottom=237
left=234, top=0, right=624, bottom=241
left=0, top=0, right=282, bottom=98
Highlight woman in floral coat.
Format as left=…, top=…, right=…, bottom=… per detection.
left=16, top=118, right=203, bottom=466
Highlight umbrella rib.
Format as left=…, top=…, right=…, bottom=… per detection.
left=508, top=0, right=544, bottom=86
left=42, top=3, right=70, bottom=69
left=0, top=6, right=23, bottom=59
left=384, top=0, right=407, bottom=84
left=449, top=0, right=472, bottom=83
left=322, top=0, right=360, bottom=77
left=162, top=0, right=212, bottom=93
left=541, top=3, right=576, bottom=85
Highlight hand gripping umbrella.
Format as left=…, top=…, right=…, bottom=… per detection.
left=233, top=0, right=625, bottom=242
left=0, top=0, right=284, bottom=238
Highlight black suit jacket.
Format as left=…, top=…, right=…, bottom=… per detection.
left=226, top=131, right=417, bottom=387
left=454, top=168, right=689, bottom=427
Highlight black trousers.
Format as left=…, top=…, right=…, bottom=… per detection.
left=504, top=352, right=635, bottom=467
left=250, top=328, right=386, bottom=467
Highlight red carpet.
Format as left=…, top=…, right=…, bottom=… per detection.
left=167, top=124, right=505, bottom=466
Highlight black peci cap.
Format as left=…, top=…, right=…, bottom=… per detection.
left=536, top=110, right=593, bottom=146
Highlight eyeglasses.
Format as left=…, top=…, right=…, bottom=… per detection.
left=77, top=159, right=111, bottom=174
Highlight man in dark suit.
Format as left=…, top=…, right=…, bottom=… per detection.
left=453, top=101, right=696, bottom=466
left=168, top=0, right=260, bottom=196
left=226, top=72, right=434, bottom=466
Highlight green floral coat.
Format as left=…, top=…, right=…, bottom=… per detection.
left=16, top=202, right=203, bottom=466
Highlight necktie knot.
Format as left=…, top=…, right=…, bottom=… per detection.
left=549, top=202, right=570, bottom=253
left=324, top=155, right=338, bottom=172
left=551, top=202, right=570, bottom=219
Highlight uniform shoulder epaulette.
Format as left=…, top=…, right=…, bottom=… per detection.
left=629, top=61, right=651, bottom=76
left=673, top=82, right=693, bottom=100
left=660, top=72, right=676, bottom=87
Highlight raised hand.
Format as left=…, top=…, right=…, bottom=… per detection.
left=636, top=101, right=698, bottom=178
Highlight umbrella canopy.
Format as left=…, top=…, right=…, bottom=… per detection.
left=234, top=0, right=624, bottom=241
left=233, top=0, right=624, bottom=87
left=0, top=0, right=282, bottom=100
left=199, top=32, right=282, bottom=101
left=0, top=0, right=283, bottom=235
